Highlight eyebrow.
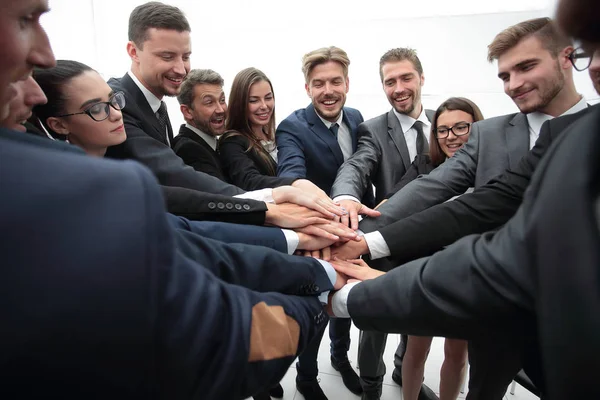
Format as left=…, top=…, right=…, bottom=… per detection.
left=497, top=58, right=539, bottom=78
left=80, top=90, right=114, bottom=109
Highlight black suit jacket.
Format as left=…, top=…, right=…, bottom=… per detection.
left=219, top=133, right=296, bottom=190
left=385, top=154, right=435, bottom=199
left=171, top=124, right=228, bottom=182
left=379, top=108, right=590, bottom=265
left=0, top=126, right=333, bottom=399
left=348, top=104, right=600, bottom=399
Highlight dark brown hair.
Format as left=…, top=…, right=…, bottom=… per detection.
left=429, top=97, right=484, bottom=167
left=379, top=48, right=423, bottom=81
left=128, top=2, right=191, bottom=49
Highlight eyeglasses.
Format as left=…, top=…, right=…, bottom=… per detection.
left=435, top=122, right=471, bottom=139
left=56, top=91, right=126, bottom=122
left=568, top=47, right=593, bottom=71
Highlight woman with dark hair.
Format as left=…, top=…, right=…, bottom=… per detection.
left=384, top=97, right=484, bottom=199
left=386, top=97, right=484, bottom=400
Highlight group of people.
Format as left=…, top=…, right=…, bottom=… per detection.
left=1, top=0, right=599, bottom=400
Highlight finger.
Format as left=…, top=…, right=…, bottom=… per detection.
left=297, top=217, right=332, bottom=228
left=346, top=258, right=368, bottom=267
left=349, top=208, right=360, bottom=230
left=322, top=246, right=331, bottom=261
left=319, top=199, right=347, bottom=217
left=359, top=205, right=382, bottom=217
left=303, top=250, right=311, bottom=257
left=310, top=249, right=320, bottom=258
left=299, top=225, right=339, bottom=241
left=317, top=222, right=357, bottom=240
left=341, top=213, right=350, bottom=228
left=333, top=215, right=341, bottom=223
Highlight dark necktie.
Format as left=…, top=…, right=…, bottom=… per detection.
left=156, top=101, right=170, bottom=142
left=329, top=123, right=339, bottom=138
left=414, top=120, right=429, bottom=155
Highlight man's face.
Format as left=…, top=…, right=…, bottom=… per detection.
left=0, top=75, right=47, bottom=131
left=305, top=61, right=349, bottom=122
left=0, top=0, right=55, bottom=117
left=381, top=60, right=424, bottom=119
left=588, top=49, right=600, bottom=94
left=497, top=35, right=570, bottom=114
left=183, top=83, right=227, bottom=136
left=128, top=28, right=191, bottom=99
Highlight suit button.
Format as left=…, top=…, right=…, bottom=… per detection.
left=208, top=202, right=216, bottom=209
left=226, top=203, right=233, bottom=209
left=243, top=204, right=251, bottom=210
left=313, top=285, right=320, bottom=292
left=235, top=204, right=242, bottom=210
left=217, top=202, right=225, bottom=209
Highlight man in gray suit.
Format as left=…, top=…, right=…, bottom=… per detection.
left=329, top=47, right=436, bottom=400
left=340, top=17, right=586, bottom=400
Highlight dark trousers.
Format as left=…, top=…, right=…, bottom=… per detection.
left=297, top=318, right=351, bottom=381
left=358, top=330, right=408, bottom=390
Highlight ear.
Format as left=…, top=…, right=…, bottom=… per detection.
left=420, top=73, right=425, bottom=87
left=345, top=77, right=350, bottom=94
left=126, top=41, right=139, bottom=62
left=180, top=104, right=193, bottom=122
left=45, top=117, right=70, bottom=137
left=559, top=46, right=575, bottom=69
left=305, top=82, right=311, bottom=98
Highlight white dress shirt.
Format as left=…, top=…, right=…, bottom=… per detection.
left=185, top=123, right=218, bottom=151
left=127, top=71, right=170, bottom=146
left=393, top=107, right=431, bottom=163
left=317, top=111, right=353, bottom=161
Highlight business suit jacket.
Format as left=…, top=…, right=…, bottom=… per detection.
left=171, top=124, right=228, bottom=181
left=377, top=108, right=589, bottom=265
left=106, top=74, right=242, bottom=197
left=219, top=133, right=296, bottom=190
left=359, top=112, right=530, bottom=230
left=385, top=154, right=435, bottom=199
left=0, top=126, right=333, bottom=399
left=330, top=108, right=435, bottom=203
left=277, top=104, right=373, bottom=204
left=347, top=104, right=600, bottom=399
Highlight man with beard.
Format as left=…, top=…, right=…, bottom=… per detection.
left=334, top=17, right=587, bottom=400
left=172, top=69, right=228, bottom=181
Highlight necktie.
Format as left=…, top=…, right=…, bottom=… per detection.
left=329, top=123, right=339, bottom=138
left=414, top=120, right=429, bottom=155
left=156, top=101, right=170, bottom=142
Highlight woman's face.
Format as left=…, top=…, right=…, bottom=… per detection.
left=56, top=71, right=126, bottom=155
left=435, top=109, right=474, bottom=158
left=246, top=79, right=274, bottom=131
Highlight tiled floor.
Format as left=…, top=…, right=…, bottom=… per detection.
left=249, top=322, right=539, bottom=400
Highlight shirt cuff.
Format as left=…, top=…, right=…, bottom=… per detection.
left=363, top=231, right=391, bottom=260
left=316, top=259, right=337, bottom=304
left=331, top=281, right=361, bottom=318
left=234, top=188, right=274, bottom=203
left=333, top=195, right=361, bottom=204
left=281, top=229, right=299, bottom=254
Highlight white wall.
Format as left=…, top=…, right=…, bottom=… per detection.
left=41, top=0, right=597, bottom=132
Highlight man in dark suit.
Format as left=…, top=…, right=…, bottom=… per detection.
left=172, top=68, right=228, bottom=181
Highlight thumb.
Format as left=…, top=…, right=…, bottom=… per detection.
left=359, top=205, right=381, bottom=217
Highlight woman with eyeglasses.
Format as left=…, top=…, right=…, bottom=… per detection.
left=387, top=97, right=484, bottom=400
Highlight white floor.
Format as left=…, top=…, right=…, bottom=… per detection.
left=249, top=322, right=539, bottom=400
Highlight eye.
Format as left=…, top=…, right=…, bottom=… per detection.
left=87, top=103, right=106, bottom=116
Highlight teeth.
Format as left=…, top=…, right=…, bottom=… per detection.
left=396, top=96, right=410, bottom=101
left=324, top=100, right=336, bottom=105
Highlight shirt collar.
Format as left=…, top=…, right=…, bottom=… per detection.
left=526, top=95, right=588, bottom=135
left=317, top=110, right=344, bottom=129
left=393, top=106, right=430, bottom=135
left=185, top=123, right=218, bottom=151
left=127, top=70, right=163, bottom=113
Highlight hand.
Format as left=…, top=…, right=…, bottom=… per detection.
left=272, top=185, right=346, bottom=218
left=297, top=220, right=359, bottom=243
left=291, top=179, right=328, bottom=198
left=337, top=199, right=381, bottom=230
left=296, top=232, right=337, bottom=253
left=330, top=257, right=386, bottom=281
left=265, top=203, right=330, bottom=229
left=295, top=246, right=332, bottom=262
left=331, top=237, right=369, bottom=260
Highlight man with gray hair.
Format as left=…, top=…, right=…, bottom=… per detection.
left=173, top=68, right=228, bottom=181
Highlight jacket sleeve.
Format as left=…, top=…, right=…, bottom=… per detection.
left=276, top=118, right=308, bottom=179
left=219, top=135, right=295, bottom=190
left=330, top=122, right=382, bottom=199
left=384, top=156, right=433, bottom=199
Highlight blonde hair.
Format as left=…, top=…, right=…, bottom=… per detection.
left=301, top=46, right=350, bottom=84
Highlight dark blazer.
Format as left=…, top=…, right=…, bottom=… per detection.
left=377, top=108, right=590, bottom=265
left=276, top=104, right=374, bottom=205
left=359, top=112, right=530, bottom=230
left=105, top=73, right=243, bottom=196
left=385, top=154, right=435, bottom=199
left=218, top=133, right=296, bottom=190
left=330, top=108, right=434, bottom=203
left=171, top=124, right=228, bottom=181
left=347, top=104, right=600, bottom=399
left=0, top=126, right=333, bottom=399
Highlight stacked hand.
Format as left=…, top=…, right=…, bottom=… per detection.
left=335, top=199, right=381, bottom=230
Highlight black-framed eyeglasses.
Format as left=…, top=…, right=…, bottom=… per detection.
left=435, top=122, right=471, bottom=139
left=56, top=91, right=126, bottom=122
left=568, top=47, right=593, bottom=71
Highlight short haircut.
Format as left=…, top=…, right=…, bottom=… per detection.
left=128, top=1, right=191, bottom=48
left=302, top=46, right=350, bottom=84
left=487, top=17, right=573, bottom=62
left=177, top=69, right=224, bottom=107
left=379, top=48, right=423, bottom=82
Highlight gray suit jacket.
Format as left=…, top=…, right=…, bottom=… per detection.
left=330, top=109, right=434, bottom=203
left=359, top=112, right=529, bottom=230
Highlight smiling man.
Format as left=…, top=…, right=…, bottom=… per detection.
left=0, top=75, right=47, bottom=132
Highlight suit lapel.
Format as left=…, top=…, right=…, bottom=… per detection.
left=179, top=125, right=218, bottom=158
left=121, top=74, right=170, bottom=144
left=505, top=113, right=530, bottom=170
left=306, top=105, right=344, bottom=165
left=387, top=111, right=411, bottom=171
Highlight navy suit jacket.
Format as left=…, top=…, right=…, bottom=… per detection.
left=0, top=127, right=333, bottom=399
left=276, top=104, right=374, bottom=205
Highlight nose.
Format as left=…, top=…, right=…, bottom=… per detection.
left=393, top=81, right=405, bottom=94
left=24, top=77, right=47, bottom=107
left=507, top=73, right=525, bottom=93
left=172, top=58, right=187, bottom=76
left=216, top=102, right=225, bottom=113
left=29, top=25, right=56, bottom=69
left=109, top=107, right=123, bottom=122
left=324, top=81, right=334, bottom=94
left=446, top=130, right=458, bottom=141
